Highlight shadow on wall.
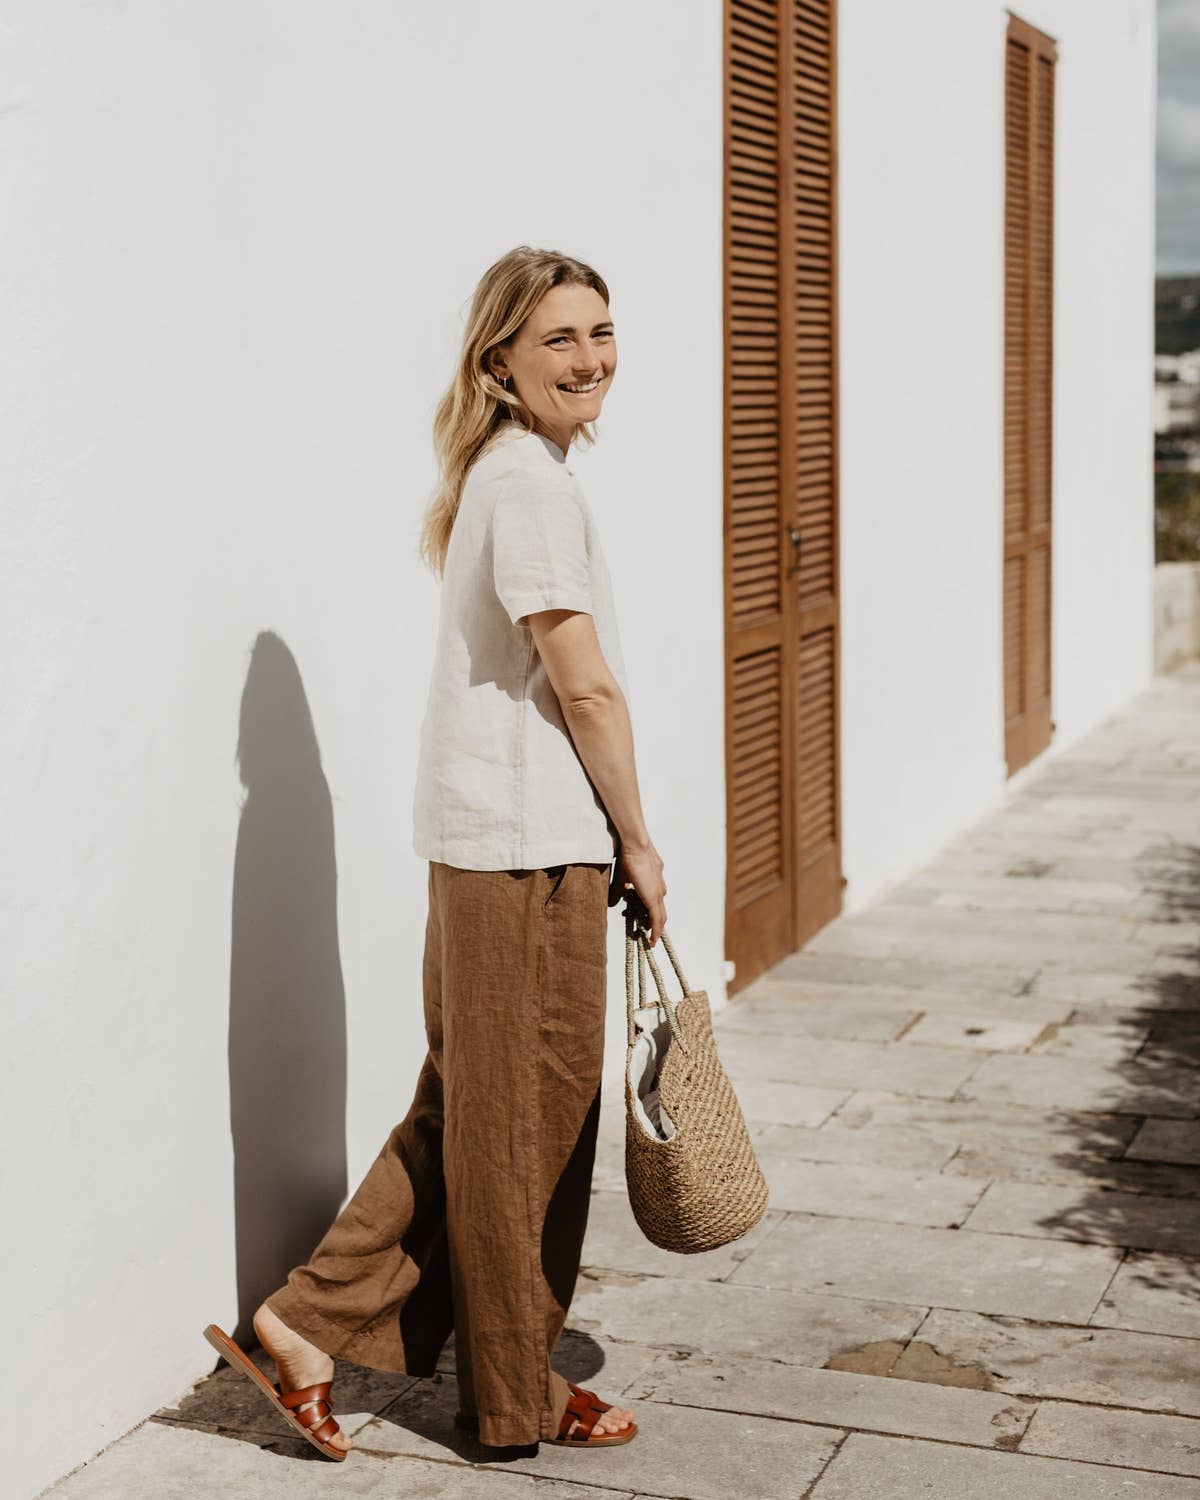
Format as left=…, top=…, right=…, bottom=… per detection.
left=227, top=630, right=348, bottom=1346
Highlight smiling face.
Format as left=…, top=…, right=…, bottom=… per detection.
left=487, top=282, right=616, bottom=454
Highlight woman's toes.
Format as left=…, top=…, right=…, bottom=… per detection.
left=598, top=1405, right=633, bottom=1433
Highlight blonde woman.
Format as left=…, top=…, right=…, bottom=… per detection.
left=206, top=247, right=667, bottom=1458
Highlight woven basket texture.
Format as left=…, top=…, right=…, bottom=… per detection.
left=623, top=917, right=769, bottom=1253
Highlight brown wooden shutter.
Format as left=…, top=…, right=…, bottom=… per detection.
left=723, top=0, right=842, bottom=992
left=1004, top=15, right=1056, bottom=775
left=787, top=0, right=841, bottom=948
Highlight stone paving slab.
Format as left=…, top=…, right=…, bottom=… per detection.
left=952, top=832, right=1159, bottom=864
left=626, top=1348, right=1034, bottom=1448
left=943, top=1138, right=1200, bottom=1200
left=1142, top=1028, right=1200, bottom=1067
left=899, top=1308, right=1200, bottom=1416
left=567, top=1272, right=927, bottom=1367
left=809, top=902, right=1146, bottom=952
left=1152, top=948, right=1200, bottom=979
left=885, top=873, right=1145, bottom=913
left=830, top=1089, right=1141, bottom=1153
left=959, top=1051, right=1199, bottom=1118
left=1021, top=1399, right=1200, bottom=1478
left=1028, top=968, right=1192, bottom=1007
left=362, top=1372, right=838, bottom=1500
left=52, top=1418, right=613, bottom=1499
left=752, top=1121, right=957, bottom=1171
left=1031, top=1018, right=1152, bottom=1061
left=805, top=925, right=1152, bottom=975
left=771, top=949, right=1034, bottom=997
left=755, top=976, right=1073, bottom=1023
left=717, top=1030, right=982, bottom=1098
left=733, top=1079, right=851, bottom=1127
left=717, top=994, right=917, bottom=1042
left=1066, top=1006, right=1200, bottom=1038
left=728, top=1214, right=1120, bottom=1323
left=1133, top=898, right=1200, bottom=928
left=1128, top=1118, right=1200, bottom=1164
left=1030, top=969, right=1199, bottom=1008
left=752, top=1154, right=989, bottom=1226
left=962, top=1178, right=1200, bottom=1254
left=1093, top=1251, right=1200, bottom=1337
left=579, top=1186, right=786, bottom=1281
left=1140, top=911, right=1200, bottom=938
left=919, top=848, right=1176, bottom=886
left=807, top=1431, right=1200, bottom=1498
left=897, top=1011, right=1047, bottom=1051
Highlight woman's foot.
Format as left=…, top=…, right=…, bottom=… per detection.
left=252, top=1301, right=354, bottom=1454
left=550, top=1368, right=635, bottom=1437
left=567, top=1396, right=635, bottom=1437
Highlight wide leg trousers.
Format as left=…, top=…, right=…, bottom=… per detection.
left=263, top=858, right=612, bottom=1448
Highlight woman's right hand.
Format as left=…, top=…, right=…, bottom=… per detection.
left=609, top=838, right=667, bottom=944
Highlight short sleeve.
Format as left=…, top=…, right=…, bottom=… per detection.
left=491, top=480, right=593, bottom=627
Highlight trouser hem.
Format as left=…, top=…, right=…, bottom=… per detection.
left=263, top=1285, right=438, bottom=1377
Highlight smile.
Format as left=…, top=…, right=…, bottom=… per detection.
left=559, top=379, right=601, bottom=394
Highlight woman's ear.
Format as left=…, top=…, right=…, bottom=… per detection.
left=486, top=348, right=509, bottom=381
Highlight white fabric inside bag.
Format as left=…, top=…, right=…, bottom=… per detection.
left=628, top=1003, right=678, bottom=1142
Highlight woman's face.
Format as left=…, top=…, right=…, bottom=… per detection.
left=489, top=283, right=616, bottom=447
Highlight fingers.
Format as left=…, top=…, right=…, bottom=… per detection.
left=624, top=886, right=666, bottom=946
left=613, top=844, right=667, bottom=945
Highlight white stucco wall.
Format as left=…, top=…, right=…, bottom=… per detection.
left=837, top=0, right=1156, bottom=907
left=2, top=5, right=722, bottom=1494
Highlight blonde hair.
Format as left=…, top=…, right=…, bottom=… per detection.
left=419, top=246, right=611, bottom=577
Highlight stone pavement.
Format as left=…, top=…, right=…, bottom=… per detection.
left=48, top=667, right=1200, bottom=1498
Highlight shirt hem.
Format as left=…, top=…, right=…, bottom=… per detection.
left=503, top=588, right=594, bottom=627
left=413, top=835, right=616, bottom=871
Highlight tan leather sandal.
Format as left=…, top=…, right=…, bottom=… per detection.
left=452, top=1379, right=637, bottom=1448
left=548, top=1381, right=639, bottom=1447
left=202, top=1322, right=348, bottom=1462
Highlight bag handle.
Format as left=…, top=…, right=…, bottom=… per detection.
left=623, top=903, right=692, bottom=1056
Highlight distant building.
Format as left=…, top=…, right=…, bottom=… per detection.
left=1155, top=352, right=1200, bottom=438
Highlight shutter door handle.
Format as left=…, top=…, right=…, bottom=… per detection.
left=786, top=525, right=802, bottom=577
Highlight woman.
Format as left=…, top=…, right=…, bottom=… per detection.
left=206, top=246, right=668, bottom=1458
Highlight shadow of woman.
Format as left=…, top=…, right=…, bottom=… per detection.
left=227, top=630, right=348, bottom=1347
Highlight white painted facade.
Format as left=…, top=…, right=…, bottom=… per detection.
left=3, top=3, right=1154, bottom=1493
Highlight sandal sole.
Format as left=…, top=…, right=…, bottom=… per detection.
left=547, top=1420, right=639, bottom=1447
left=202, top=1322, right=349, bottom=1462
left=453, top=1410, right=638, bottom=1448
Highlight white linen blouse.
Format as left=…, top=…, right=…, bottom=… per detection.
left=412, top=422, right=631, bottom=871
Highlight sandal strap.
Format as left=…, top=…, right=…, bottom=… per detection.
left=304, top=1410, right=342, bottom=1444
left=557, top=1382, right=611, bottom=1442
left=279, top=1381, right=333, bottom=1410
left=278, top=1381, right=342, bottom=1443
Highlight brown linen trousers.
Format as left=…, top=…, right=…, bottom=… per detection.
left=264, top=858, right=612, bottom=1447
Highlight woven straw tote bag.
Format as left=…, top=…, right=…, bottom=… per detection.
left=623, top=904, right=769, bottom=1253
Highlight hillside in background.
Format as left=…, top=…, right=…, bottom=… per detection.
left=1157, top=276, right=1200, bottom=355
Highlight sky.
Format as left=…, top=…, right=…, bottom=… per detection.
left=1159, top=0, right=1200, bottom=275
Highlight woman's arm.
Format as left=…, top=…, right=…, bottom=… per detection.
left=527, top=607, right=667, bottom=941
